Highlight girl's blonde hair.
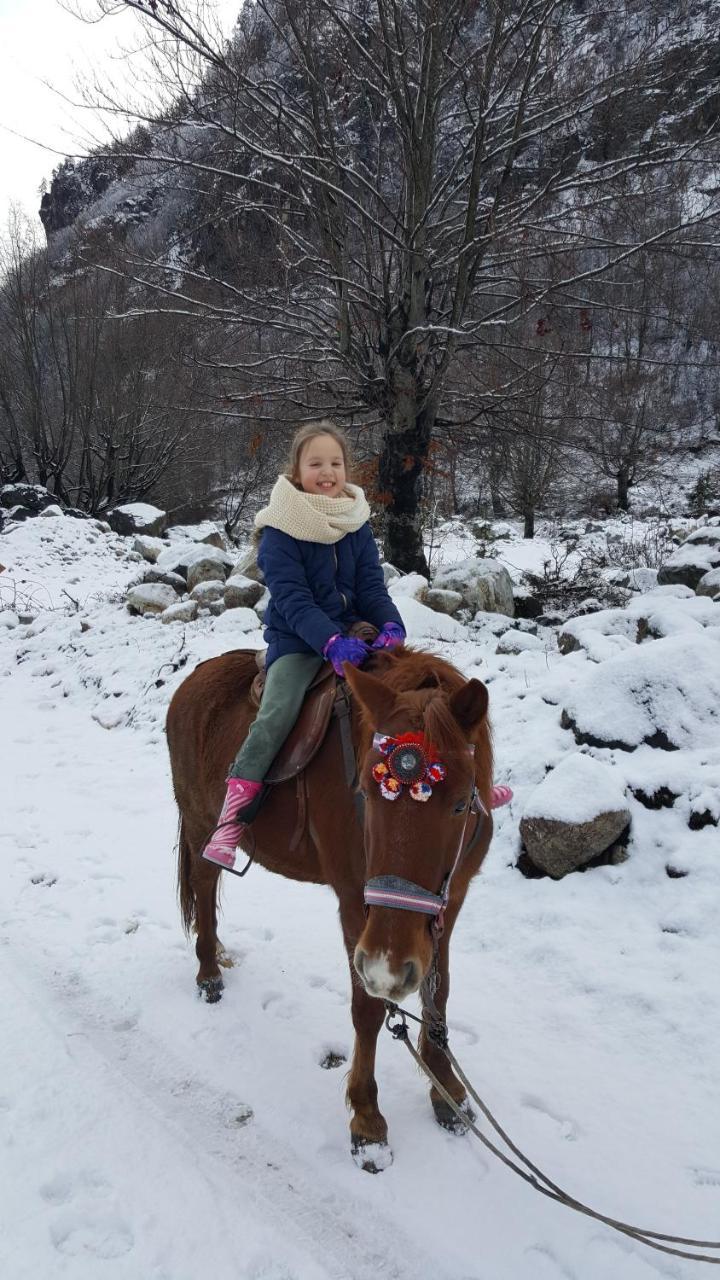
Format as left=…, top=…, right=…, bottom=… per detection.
left=286, top=419, right=352, bottom=488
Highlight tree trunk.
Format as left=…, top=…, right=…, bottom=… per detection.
left=523, top=507, right=535, bottom=539
left=617, top=466, right=630, bottom=511
left=377, top=417, right=432, bottom=574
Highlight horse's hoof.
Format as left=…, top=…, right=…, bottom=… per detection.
left=351, top=1137, right=393, bottom=1173
left=433, top=1096, right=475, bottom=1134
left=198, top=976, right=224, bottom=1003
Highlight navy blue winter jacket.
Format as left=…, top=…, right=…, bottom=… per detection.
left=258, top=523, right=405, bottom=668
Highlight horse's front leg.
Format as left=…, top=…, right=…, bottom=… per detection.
left=419, top=926, right=473, bottom=1133
left=340, top=906, right=392, bottom=1172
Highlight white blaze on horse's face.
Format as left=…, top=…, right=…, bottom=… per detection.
left=353, top=948, right=414, bottom=1001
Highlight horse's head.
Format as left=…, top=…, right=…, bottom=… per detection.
left=344, top=656, right=491, bottom=1002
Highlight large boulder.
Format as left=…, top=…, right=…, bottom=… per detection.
left=496, top=629, right=544, bottom=655
left=133, top=535, right=166, bottom=563
left=696, top=567, right=720, bottom=598
left=657, top=528, right=720, bottom=590
left=166, top=520, right=226, bottom=549
left=424, top=588, right=463, bottom=616
left=224, top=574, right=265, bottom=609
left=126, top=583, right=178, bottom=616
left=107, top=503, right=167, bottom=538
left=432, top=557, right=514, bottom=617
left=0, top=483, right=56, bottom=514
left=190, top=579, right=226, bottom=605
left=231, top=544, right=264, bottom=583
left=520, top=754, right=631, bottom=879
left=392, top=596, right=466, bottom=641
left=161, top=600, right=198, bottom=624
left=560, top=632, right=720, bottom=751
left=140, top=568, right=186, bottom=593
left=212, top=606, right=264, bottom=634
left=187, top=556, right=232, bottom=593
left=157, top=542, right=235, bottom=581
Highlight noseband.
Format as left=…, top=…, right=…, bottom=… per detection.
left=362, top=732, right=487, bottom=939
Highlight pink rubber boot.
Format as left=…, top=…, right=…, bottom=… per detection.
left=490, top=784, right=513, bottom=809
left=202, top=778, right=263, bottom=871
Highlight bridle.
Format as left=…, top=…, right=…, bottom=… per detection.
left=332, top=685, right=488, bottom=942
left=362, top=742, right=487, bottom=940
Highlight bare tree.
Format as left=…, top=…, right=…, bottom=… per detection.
left=72, top=0, right=720, bottom=565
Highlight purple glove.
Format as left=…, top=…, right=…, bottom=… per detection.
left=371, top=622, right=406, bottom=651
left=323, top=633, right=370, bottom=676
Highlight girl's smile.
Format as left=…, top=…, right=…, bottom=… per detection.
left=297, top=433, right=347, bottom=497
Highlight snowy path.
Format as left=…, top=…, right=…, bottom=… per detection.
left=2, top=517, right=720, bottom=1278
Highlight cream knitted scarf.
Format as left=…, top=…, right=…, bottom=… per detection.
left=254, top=475, right=371, bottom=545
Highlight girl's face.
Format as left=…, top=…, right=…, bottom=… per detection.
left=297, top=434, right=347, bottom=498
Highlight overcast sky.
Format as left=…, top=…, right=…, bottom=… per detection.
left=0, top=0, right=240, bottom=229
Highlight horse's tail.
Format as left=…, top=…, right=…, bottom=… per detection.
left=177, top=816, right=196, bottom=936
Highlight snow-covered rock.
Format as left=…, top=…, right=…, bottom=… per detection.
left=394, top=596, right=466, bottom=642
left=133, top=535, right=166, bottom=563
left=126, top=583, right=177, bottom=616
left=0, top=483, right=56, bottom=514
left=223, top=574, right=265, bottom=609
left=382, top=562, right=401, bottom=584
left=424, top=588, right=463, bottom=616
left=107, top=503, right=167, bottom=538
left=231, top=545, right=264, bottom=583
left=496, top=629, right=544, bottom=655
left=157, top=543, right=235, bottom=580
left=560, top=633, right=720, bottom=751
left=605, top=567, right=659, bottom=593
left=388, top=572, right=429, bottom=602
left=187, top=557, right=232, bottom=593
left=696, top=567, right=720, bottom=598
left=212, top=606, right=264, bottom=633
left=190, top=579, right=226, bottom=605
left=167, top=520, right=225, bottom=549
left=37, top=504, right=64, bottom=518
left=520, top=754, right=631, bottom=878
left=0, top=610, right=19, bottom=628
left=161, top=600, right=198, bottom=624
left=432, top=557, right=514, bottom=616
left=657, top=533, right=720, bottom=590
left=140, top=568, right=186, bottom=593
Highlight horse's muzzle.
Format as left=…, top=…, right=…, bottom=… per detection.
left=354, top=948, right=421, bottom=1000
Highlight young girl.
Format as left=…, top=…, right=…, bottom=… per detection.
left=203, top=421, right=406, bottom=871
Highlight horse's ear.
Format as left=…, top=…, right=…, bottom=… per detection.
left=449, top=679, right=488, bottom=734
left=343, top=663, right=397, bottom=728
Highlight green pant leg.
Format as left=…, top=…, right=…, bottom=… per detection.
left=229, top=652, right=324, bottom=782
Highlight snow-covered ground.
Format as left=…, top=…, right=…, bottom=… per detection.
left=1, top=514, right=719, bottom=1280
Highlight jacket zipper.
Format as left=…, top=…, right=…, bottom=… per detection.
left=333, top=546, right=348, bottom=610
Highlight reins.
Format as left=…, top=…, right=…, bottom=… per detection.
left=382, top=988, right=720, bottom=1265
left=336, top=688, right=720, bottom=1265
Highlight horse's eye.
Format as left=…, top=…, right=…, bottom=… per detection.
left=453, top=801, right=467, bottom=815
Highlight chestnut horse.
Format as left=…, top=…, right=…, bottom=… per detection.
left=166, top=646, right=493, bottom=1168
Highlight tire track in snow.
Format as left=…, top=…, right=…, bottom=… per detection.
left=1, top=940, right=456, bottom=1280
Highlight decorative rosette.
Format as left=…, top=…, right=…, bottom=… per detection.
left=371, top=732, right=448, bottom=803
